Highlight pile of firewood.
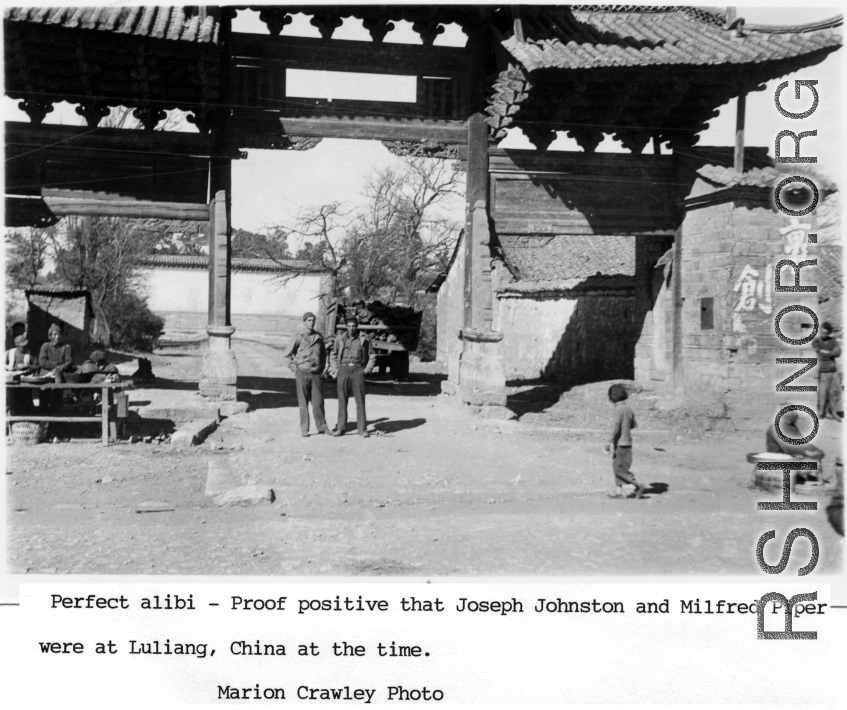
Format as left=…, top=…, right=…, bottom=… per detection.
left=335, top=300, right=422, bottom=350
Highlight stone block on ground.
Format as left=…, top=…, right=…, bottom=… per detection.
left=206, top=458, right=240, bottom=497
left=171, top=418, right=218, bottom=448
left=220, top=401, right=249, bottom=418
left=477, top=405, right=518, bottom=421
left=440, top=380, right=457, bottom=396
left=200, top=349, right=237, bottom=401
left=135, top=404, right=220, bottom=424
left=458, top=385, right=508, bottom=408
left=213, top=485, right=275, bottom=507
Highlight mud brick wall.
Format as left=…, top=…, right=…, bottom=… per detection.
left=494, top=289, right=637, bottom=383
left=678, top=183, right=820, bottom=423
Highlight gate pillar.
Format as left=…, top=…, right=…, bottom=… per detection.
left=455, top=110, right=510, bottom=416
left=200, top=188, right=237, bottom=400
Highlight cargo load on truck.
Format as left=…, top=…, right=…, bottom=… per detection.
left=326, top=300, right=423, bottom=380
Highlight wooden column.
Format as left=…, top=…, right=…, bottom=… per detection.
left=465, top=113, right=492, bottom=330
left=671, top=226, right=685, bottom=396
left=734, top=92, right=746, bottom=173
left=200, top=8, right=237, bottom=400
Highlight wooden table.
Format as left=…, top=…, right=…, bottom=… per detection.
left=6, top=381, right=132, bottom=445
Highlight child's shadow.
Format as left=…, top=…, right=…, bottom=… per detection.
left=643, top=482, right=670, bottom=495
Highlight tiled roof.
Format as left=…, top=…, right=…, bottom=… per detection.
left=140, top=254, right=327, bottom=273
left=499, top=234, right=635, bottom=283
left=504, top=7, right=843, bottom=71
left=695, top=164, right=839, bottom=192
left=25, top=285, right=89, bottom=297
left=4, top=6, right=220, bottom=43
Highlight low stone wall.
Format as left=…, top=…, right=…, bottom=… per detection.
left=159, top=311, right=303, bottom=336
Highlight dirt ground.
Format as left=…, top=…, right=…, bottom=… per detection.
left=5, top=335, right=844, bottom=576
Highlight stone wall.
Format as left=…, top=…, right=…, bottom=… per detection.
left=676, top=182, right=822, bottom=424
left=140, top=267, right=328, bottom=335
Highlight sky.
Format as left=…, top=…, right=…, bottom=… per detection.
left=2, top=4, right=843, bottom=233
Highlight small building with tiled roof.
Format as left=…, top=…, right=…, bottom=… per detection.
left=138, top=255, right=330, bottom=337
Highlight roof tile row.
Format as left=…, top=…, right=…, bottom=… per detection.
left=505, top=7, right=842, bottom=71
left=4, top=6, right=219, bottom=43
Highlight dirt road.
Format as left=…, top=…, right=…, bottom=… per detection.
left=5, top=337, right=843, bottom=576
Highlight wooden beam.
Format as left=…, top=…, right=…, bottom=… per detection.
left=277, top=116, right=467, bottom=143
left=5, top=121, right=216, bottom=158
left=734, top=92, right=746, bottom=173
left=42, top=189, right=209, bottom=221
left=231, top=32, right=470, bottom=75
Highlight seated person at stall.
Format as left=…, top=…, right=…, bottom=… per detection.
left=5, top=334, right=36, bottom=411
left=38, top=323, right=75, bottom=381
left=5, top=321, right=26, bottom=351
left=79, top=351, right=120, bottom=384
left=6, top=334, right=35, bottom=372
left=765, top=410, right=826, bottom=483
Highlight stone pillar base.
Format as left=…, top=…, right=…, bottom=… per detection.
left=456, top=328, right=510, bottom=411
left=200, top=325, right=237, bottom=401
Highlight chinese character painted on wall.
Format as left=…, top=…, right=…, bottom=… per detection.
left=780, top=217, right=813, bottom=257
left=731, top=264, right=774, bottom=332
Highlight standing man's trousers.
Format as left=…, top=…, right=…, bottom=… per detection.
left=818, top=371, right=842, bottom=419
left=337, top=363, right=366, bottom=434
left=295, top=369, right=328, bottom=435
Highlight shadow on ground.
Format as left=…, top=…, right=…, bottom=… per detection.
left=370, top=417, right=427, bottom=434
left=506, top=379, right=571, bottom=417
left=644, top=482, right=670, bottom=496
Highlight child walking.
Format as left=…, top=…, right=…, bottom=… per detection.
left=605, top=384, right=647, bottom=499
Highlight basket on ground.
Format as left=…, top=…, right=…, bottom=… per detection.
left=8, top=421, right=48, bottom=445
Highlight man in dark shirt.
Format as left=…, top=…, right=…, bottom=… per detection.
left=38, top=323, right=74, bottom=382
left=330, top=315, right=377, bottom=437
left=812, top=322, right=842, bottom=421
left=284, top=312, right=329, bottom=437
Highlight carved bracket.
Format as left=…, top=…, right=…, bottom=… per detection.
left=187, top=110, right=214, bottom=135
left=382, top=140, right=458, bottom=159
left=362, top=16, right=395, bottom=43
left=566, top=127, right=604, bottom=153
left=18, top=98, right=54, bottom=125
left=310, top=12, right=344, bottom=40
left=613, top=129, right=652, bottom=154
left=241, top=134, right=323, bottom=151
left=412, top=17, right=445, bottom=46
left=485, top=67, right=532, bottom=141
left=259, top=9, right=293, bottom=36
left=75, top=102, right=111, bottom=128
left=133, top=107, right=168, bottom=131
left=521, top=124, right=557, bottom=152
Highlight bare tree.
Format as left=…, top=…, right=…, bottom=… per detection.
left=343, top=157, right=463, bottom=306
left=45, top=216, right=162, bottom=347
left=285, top=202, right=354, bottom=300
left=5, top=228, right=49, bottom=290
